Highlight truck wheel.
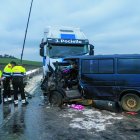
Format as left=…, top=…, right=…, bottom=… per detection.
left=121, top=93, right=140, bottom=112
left=49, top=91, right=63, bottom=107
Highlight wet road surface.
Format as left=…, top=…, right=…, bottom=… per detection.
left=0, top=75, right=140, bottom=140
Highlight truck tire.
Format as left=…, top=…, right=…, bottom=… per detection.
left=49, top=91, right=63, bottom=107
left=121, top=93, right=140, bottom=112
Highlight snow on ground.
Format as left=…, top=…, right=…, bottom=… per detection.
left=60, top=108, right=124, bottom=132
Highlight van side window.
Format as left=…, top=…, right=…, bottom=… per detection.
left=82, top=60, right=89, bottom=73
left=82, top=59, right=114, bottom=74
left=99, top=59, right=114, bottom=74
left=118, top=58, right=140, bottom=74
left=82, top=59, right=98, bottom=73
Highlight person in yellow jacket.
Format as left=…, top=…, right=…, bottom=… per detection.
left=0, top=70, right=2, bottom=104
left=0, top=70, right=2, bottom=81
left=0, top=70, right=2, bottom=78
left=12, top=64, right=28, bottom=105
left=3, top=61, right=16, bottom=103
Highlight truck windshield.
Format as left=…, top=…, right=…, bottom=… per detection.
left=49, top=44, right=88, bottom=58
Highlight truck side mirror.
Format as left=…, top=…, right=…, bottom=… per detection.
left=40, top=43, right=44, bottom=57
left=89, top=44, right=94, bottom=55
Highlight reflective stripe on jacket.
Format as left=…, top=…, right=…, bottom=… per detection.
left=3, top=63, right=12, bottom=77
left=12, top=66, right=26, bottom=77
left=0, top=70, right=2, bottom=78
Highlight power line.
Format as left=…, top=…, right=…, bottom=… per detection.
left=21, top=0, right=34, bottom=64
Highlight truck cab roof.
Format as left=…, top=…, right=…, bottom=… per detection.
left=44, top=26, right=88, bottom=40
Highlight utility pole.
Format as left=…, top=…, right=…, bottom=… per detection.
left=21, top=0, right=34, bottom=64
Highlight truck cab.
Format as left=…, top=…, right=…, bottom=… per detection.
left=40, top=26, right=94, bottom=78
left=39, top=26, right=94, bottom=105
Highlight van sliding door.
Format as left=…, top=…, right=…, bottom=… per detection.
left=81, top=59, right=117, bottom=101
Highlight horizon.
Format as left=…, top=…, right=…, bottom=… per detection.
left=0, top=0, right=140, bottom=61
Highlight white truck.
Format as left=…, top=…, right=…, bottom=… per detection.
left=39, top=26, right=94, bottom=105
left=40, top=26, right=94, bottom=75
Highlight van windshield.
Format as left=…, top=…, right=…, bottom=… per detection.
left=49, top=44, right=88, bottom=58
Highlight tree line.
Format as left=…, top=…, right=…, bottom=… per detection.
left=0, top=54, right=17, bottom=59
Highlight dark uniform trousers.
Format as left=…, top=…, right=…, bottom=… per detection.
left=12, top=76, right=25, bottom=101
left=3, top=77, right=11, bottom=99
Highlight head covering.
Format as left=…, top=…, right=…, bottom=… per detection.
left=10, top=61, right=16, bottom=66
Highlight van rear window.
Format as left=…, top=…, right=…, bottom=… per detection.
left=118, top=58, right=140, bottom=74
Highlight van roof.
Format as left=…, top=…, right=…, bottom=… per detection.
left=64, top=54, right=140, bottom=60
left=80, top=54, right=140, bottom=59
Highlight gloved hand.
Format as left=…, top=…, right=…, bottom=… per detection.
left=0, top=77, right=5, bottom=81
left=2, top=77, right=5, bottom=80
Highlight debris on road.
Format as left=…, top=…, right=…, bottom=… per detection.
left=126, top=112, right=138, bottom=115
left=70, top=104, right=84, bottom=110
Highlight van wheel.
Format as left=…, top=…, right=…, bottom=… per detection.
left=49, top=91, right=63, bottom=107
left=121, top=94, right=140, bottom=112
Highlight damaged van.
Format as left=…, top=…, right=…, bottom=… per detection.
left=80, top=54, right=140, bottom=112
left=41, top=54, right=140, bottom=112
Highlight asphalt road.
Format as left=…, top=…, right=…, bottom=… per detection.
left=0, top=75, right=140, bottom=140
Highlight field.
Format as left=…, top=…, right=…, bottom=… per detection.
left=0, top=58, right=42, bottom=70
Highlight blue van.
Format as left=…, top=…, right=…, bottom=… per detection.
left=79, top=54, right=140, bottom=112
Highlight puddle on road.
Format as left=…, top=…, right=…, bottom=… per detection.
left=0, top=104, right=16, bottom=127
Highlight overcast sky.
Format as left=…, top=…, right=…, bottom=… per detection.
left=0, top=0, right=140, bottom=61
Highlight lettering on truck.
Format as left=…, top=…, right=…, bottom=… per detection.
left=55, top=39, right=82, bottom=44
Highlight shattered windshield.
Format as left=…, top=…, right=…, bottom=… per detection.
left=49, top=44, right=88, bottom=58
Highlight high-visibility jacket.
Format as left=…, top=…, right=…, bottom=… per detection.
left=12, top=66, right=26, bottom=77
left=0, top=70, right=2, bottom=78
left=3, top=63, right=13, bottom=77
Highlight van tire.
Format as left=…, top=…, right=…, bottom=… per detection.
left=49, top=91, right=63, bottom=107
left=121, top=93, right=140, bottom=112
